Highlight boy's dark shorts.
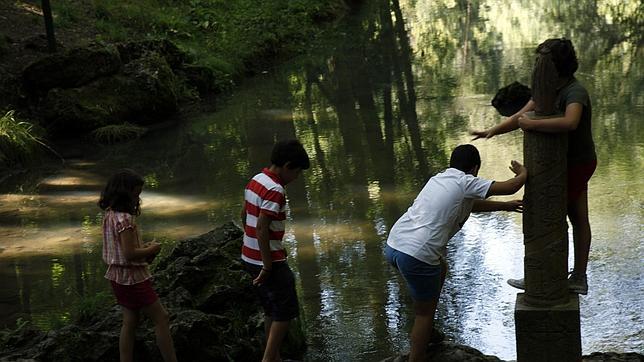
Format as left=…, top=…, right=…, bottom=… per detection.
left=385, top=244, right=442, bottom=301
left=243, top=261, right=299, bottom=321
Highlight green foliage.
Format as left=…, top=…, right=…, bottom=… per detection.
left=66, top=0, right=345, bottom=84
left=95, top=19, right=129, bottom=42
left=72, top=291, right=113, bottom=325
left=51, top=1, right=84, bottom=29
left=0, top=110, right=47, bottom=167
left=0, top=318, right=30, bottom=349
left=148, top=236, right=176, bottom=271
left=91, top=122, right=147, bottom=144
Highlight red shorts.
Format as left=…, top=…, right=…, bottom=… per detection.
left=568, top=159, right=597, bottom=203
left=110, top=279, right=159, bottom=310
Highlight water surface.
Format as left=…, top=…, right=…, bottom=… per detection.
left=1, top=0, right=642, bottom=360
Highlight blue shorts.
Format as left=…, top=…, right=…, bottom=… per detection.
left=385, top=244, right=442, bottom=301
left=243, top=261, right=299, bottom=321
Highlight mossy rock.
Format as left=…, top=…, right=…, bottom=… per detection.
left=22, top=43, right=122, bottom=96
left=177, top=64, right=217, bottom=95
left=116, top=39, right=188, bottom=70
left=41, top=52, right=178, bottom=137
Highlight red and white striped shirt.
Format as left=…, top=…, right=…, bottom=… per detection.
left=102, top=209, right=151, bottom=285
left=242, top=168, right=287, bottom=266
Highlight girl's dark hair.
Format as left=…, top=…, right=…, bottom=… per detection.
left=271, top=139, right=310, bottom=170
left=535, top=38, right=578, bottom=78
left=449, top=144, right=481, bottom=172
left=98, top=169, right=145, bottom=215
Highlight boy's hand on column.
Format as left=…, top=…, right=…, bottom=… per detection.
left=506, top=200, right=523, bottom=213
left=509, top=160, right=527, bottom=176
left=518, top=113, right=534, bottom=130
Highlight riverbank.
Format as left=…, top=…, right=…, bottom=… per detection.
left=0, top=0, right=354, bottom=172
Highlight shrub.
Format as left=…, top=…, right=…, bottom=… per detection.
left=0, top=110, right=47, bottom=167
left=72, top=291, right=113, bottom=325
left=91, top=122, right=147, bottom=144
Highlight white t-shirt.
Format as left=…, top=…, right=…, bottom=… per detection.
left=387, top=168, right=493, bottom=265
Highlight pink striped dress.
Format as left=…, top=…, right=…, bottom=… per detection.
left=102, top=209, right=151, bottom=285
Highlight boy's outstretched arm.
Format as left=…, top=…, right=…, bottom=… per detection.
left=471, top=100, right=536, bottom=140
left=486, top=160, right=528, bottom=197
left=472, top=199, right=523, bottom=213
left=518, top=102, right=582, bottom=132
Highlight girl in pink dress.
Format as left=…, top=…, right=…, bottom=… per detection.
left=99, top=169, right=177, bottom=362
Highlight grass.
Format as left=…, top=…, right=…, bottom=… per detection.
left=72, top=291, right=113, bottom=325
left=0, top=318, right=30, bottom=350
left=0, top=110, right=46, bottom=167
left=91, top=122, right=147, bottom=144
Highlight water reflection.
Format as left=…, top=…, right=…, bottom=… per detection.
left=0, top=0, right=642, bottom=359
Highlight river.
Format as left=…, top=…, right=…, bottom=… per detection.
left=0, top=0, right=642, bottom=360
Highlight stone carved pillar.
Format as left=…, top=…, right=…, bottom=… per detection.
left=514, top=42, right=581, bottom=361
left=522, top=124, right=568, bottom=306
left=522, top=44, right=570, bottom=306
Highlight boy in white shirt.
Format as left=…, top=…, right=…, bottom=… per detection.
left=385, top=144, right=527, bottom=362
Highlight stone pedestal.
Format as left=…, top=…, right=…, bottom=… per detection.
left=516, top=112, right=581, bottom=361
left=515, top=293, right=581, bottom=362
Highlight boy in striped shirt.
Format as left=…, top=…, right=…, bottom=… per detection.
left=241, top=139, right=310, bottom=362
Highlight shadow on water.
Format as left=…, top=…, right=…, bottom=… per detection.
left=0, top=0, right=642, bottom=360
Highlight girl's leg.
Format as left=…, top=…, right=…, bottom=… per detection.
left=568, top=190, right=591, bottom=274
left=142, top=300, right=177, bottom=362
left=409, top=299, right=439, bottom=362
left=120, top=307, right=140, bottom=362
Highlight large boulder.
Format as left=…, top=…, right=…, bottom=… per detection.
left=41, top=52, right=178, bottom=136
left=22, top=44, right=122, bottom=96
left=381, top=342, right=503, bottom=362
left=176, top=64, right=218, bottom=95
left=582, top=352, right=644, bottom=361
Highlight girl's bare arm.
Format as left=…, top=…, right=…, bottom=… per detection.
left=518, top=102, right=582, bottom=132
left=119, top=229, right=160, bottom=261
left=471, top=99, right=536, bottom=139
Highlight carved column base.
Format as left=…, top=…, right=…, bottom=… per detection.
left=515, top=293, right=581, bottom=362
